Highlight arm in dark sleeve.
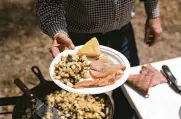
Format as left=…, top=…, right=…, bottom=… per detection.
left=143, top=0, right=160, bottom=18
left=36, top=0, right=68, bottom=38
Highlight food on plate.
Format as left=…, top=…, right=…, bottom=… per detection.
left=54, top=54, right=91, bottom=87
left=96, top=54, right=113, bottom=65
left=53, top=38, right=126, bottom=88
left=127, top=64, right=167, bottom=97
left=90, top=54, right=113, bottom=71
left=77, top=37, right=101, bottom=57
left=74, top=55, right=126, bottom=88
left=74, top=70, right=123, bottom=88
left=43, top=90, right=109, bottom=119
left=90, top=64, right=126, bottom=78
left=54, top=53, right=125, bottom=88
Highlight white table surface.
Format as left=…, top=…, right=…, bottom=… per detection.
left=121, top=57, right=181, bottom=119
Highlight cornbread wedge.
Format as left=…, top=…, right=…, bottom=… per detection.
left=77, top=37, right=101, bottom=57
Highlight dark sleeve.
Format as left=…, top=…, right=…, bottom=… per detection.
left=143, top=0, right=160, bottom=18
left=36, top=0, right=68, bottom=38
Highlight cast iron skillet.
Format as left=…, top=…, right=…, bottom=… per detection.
left=12, top=66, right=114, bottom=119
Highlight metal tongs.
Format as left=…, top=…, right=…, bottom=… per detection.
left=14, top=78, right=59, bottom=119
left=161, top=65, right=181, bottom=94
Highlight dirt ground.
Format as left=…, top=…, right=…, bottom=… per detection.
left=0, top=0, right=181, bottom=118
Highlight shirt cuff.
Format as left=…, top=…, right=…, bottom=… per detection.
left=144, top=0, right=160, bottom=18
left=44, top=24, right=68, bottom=38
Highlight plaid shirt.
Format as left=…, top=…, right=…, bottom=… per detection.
left=37, top=0, right=159, bottom=38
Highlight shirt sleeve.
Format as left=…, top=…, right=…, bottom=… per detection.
left=36, top=0, right=68, bottom=38
left=144, top=0, right=160, bottom=18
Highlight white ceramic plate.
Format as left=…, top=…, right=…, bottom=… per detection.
left=49, top=45, right=131, bottom=94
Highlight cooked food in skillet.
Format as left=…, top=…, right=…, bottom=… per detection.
left=127, top=64, right=167, bottom=97
left=42, top=90, right=109, bottom=119
left=22, top=90, right=110, bottom=119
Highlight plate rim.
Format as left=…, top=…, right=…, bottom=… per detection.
left=49, top=45, right=130, bottom=94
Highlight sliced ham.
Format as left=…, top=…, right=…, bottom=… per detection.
left=90, top=54, right=113, bottom=71
left=127, top=64, right=167, bottom=97
left=97, top=54, right=113, bottom=65
left=144, top=65, right=167, bottom=87
left=90, top=60, right=106, bottom=72
left=74, top=54, right=126, bottom=88
left=73, top=80, right=98, bottom=88
left=90, top=64, right=126, bottom=78
left=74, top=72, right=122, bottom=88
left=127, top=74, right=153, bottom=96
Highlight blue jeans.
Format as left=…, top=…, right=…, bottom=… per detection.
left=69, top=22, right=139, bottom=119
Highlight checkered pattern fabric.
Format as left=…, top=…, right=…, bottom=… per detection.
left=37, top=0, right=159, bottom=38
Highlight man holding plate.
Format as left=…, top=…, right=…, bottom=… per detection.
left=36, top=0, right=162, bottom=118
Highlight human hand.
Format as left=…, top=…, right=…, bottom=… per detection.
left=50, top=33, right=75, bottom=57
left=144, top=17, right=162, bottom=46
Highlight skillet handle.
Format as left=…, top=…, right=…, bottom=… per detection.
left=14, top=78, right=36, bottom=104
left=31, top=66, right=46, bottom=84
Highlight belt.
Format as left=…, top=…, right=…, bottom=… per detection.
left=69, top=22, right=131, bottom=37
